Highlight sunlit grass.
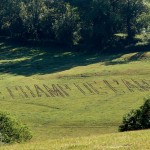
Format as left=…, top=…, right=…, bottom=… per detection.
left=0, top=41, right=150, bottom=149
left=1, top=130, right=150, bottom=150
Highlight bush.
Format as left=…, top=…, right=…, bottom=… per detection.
left=0, top=112, right=32, bottom=143
left=119, top=99, right=150, bottom=132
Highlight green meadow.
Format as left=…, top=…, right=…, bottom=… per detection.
left=0, top=40, right=150, bottom=149
left=1, top=130, right=150, bottom=150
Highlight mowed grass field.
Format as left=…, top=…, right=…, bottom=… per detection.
left=0, top=40, right=150, bottom=149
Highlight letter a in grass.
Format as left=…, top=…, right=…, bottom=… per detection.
left=34, top=84, right=50, bottom=97
left=131, top=79, right=149, bottom=91
left=122, top=79, right=142, bottom=92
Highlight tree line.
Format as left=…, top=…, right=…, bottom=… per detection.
left=0, top=0, right=149, bottom=49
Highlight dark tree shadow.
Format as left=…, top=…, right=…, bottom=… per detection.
left=0, top=39, right=150, bottom=76
left=103, top=43, right=150, bottom=66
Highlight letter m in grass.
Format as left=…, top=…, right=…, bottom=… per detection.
left=43, top=84, right=69, bottom=97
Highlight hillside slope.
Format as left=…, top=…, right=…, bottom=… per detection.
left=0, top=41, right=150, bottom=148
left=1, top=130, right=150, bottom=150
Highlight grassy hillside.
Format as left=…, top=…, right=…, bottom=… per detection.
left=0, top=40, right=150, bottom=149
left=1, top=130, right=150, bottom=150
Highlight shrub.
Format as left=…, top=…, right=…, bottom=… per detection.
left=119, top=99, right=150, bottom=132
left=0, top=112, right=32, bottom=143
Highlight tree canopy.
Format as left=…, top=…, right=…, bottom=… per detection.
left=0, top=0, right=149, bottom=49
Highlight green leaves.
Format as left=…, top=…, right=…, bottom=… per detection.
left=119, top=99, right=150, bottom=132
left=0, top=112, right=32, bottom=143
left=0, top=0, right=149, bottom=48
left=52, top=3, right=81, bottom=45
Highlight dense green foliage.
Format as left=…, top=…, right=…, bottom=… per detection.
left=119, top=99, right=150, bottom=132
left=0, top=0, right=149, bottom=48
left=0, top=112, right=32, bottom=143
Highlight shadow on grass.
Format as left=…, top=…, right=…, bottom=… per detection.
left=0, top=38, right=150, bottom=76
